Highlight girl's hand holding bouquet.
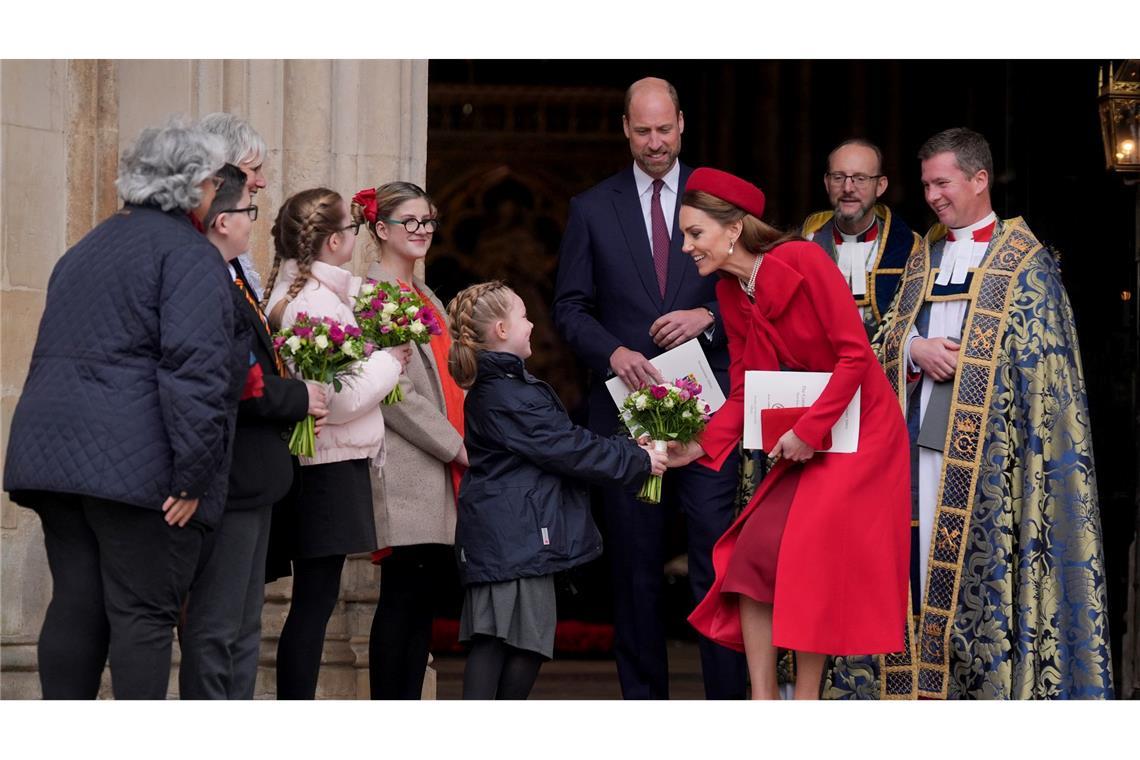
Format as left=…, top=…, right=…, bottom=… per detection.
left=274, top=312, right=375, bottom=457
left=619, top=376, right=712, bottom=503
left=353, top=279, right=442, bottom=404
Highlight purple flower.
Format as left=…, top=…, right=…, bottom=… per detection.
left=345, top=324, right=362, bottom=338
left=363, top=342, right=375, bottom=357
left=294, top=325, right=313, bottom=338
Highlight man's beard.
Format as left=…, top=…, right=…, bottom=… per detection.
left=834, top=197, right=873, bottom=225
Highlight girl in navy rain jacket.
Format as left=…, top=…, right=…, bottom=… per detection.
left=446, top=281, right=667, bottom=699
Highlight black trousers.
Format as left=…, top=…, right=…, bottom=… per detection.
left=33, top=493, right=205, bottom=699
left=180, top=504, right=273, bottom=699
left=603, top=448, right=748, bottom=700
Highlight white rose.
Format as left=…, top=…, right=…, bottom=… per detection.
left=286, top=335, right=302, bottom=352
left=682, top=411, right=692, bottom=419
left=341, top=342, right=359, bottom=358
left=359, top=283, right=375, bottom=297
left=314, top=334, right=329, bottom=350
left=382, top=302, right=399, bottom=315
left=663, top=397, right=675, bottom=409
left=406, top=306, right=419, bottom=318
left=409, top=321, right=426, bottom=335
left=634, top=394, right=648, bottom=411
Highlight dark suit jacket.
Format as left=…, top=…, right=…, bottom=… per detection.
left=226, top=259, right=309, bottom=511
left=552, top=163, right=729, bottom=434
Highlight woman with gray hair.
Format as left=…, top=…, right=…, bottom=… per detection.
left=198, top=111, right=269, bottom=298
left=2, top=120, right=250, bottom=699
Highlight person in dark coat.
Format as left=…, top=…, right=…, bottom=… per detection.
left=445, top=281, right=667, bottom=700
left=178, top=164, right=328, bottom=699
left=2, top=120, right=248, bottom=699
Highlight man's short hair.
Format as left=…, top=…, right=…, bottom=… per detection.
left=205, top=163, right=249, bottom=229
left=827, top=138, right=884, bottom=176
left=623, top=78, right=681, bottom=118
left=918, top=127, right=994, bottom=179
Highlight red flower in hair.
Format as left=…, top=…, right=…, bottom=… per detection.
left=352, top=187, right=379, bottom=223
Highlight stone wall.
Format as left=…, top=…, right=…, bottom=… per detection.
left=0, top=59, right=429, bottom=699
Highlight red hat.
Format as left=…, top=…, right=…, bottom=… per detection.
left=685, top=167, right=766, bottom=219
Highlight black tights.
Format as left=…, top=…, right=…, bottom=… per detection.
left=275, top=555, right=344, bottom=699
left=462, top=636, right=544, bottom=700
left=368, top=546, right=451, bottom=699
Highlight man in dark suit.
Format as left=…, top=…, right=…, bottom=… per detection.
left=178, top=163, right=327, bottom=699
left=552, top=77, right=747, bottom=699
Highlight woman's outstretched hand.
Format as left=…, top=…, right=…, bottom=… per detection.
left=665, top=439, right=704, bottom=469
left=769, top=429, right=814, bottom=464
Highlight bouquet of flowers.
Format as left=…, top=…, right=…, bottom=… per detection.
left=619, top=376, right=712, bottom=504
left=274, top=312, right=374, bottom=457
left=353, top=279, right=443, bottom=404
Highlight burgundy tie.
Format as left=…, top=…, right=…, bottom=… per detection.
left=650, top=179, right=669, bottom=298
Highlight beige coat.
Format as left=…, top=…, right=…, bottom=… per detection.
left=366, top=262, right=464, bottom=549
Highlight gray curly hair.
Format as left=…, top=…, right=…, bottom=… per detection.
left=198, top=112, right=267, bottom=166
left=115, top=119, right=226, bottom=212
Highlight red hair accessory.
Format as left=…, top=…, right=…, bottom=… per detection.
left=685, top=167, right=766, bottom=219
left=352, top=187, right=379, bottom=223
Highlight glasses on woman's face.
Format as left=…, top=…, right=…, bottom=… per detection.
left=217, top=205, right=258, bottom=221
left=380, top=216, right=440, bottom=234
left=338, top=222, right=362, bottom=236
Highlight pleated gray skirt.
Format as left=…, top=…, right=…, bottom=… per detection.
left=459, top=574, right=556, bottom=659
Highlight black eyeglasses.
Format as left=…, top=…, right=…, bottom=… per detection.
left=824, top=173, right=883, bottom=188
left=339, top=222, right=362, bottom=236
left=217, top=205, right=258, bottom=221
left=380, top=216, right=440, bottom=234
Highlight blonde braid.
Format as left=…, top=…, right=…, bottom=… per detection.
left=446, top=280, right=514, bottom=389
left=262, top=187, right=344, bottom=323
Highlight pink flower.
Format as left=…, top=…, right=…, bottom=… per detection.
left=345, top=324, right=362, bottom=338
left=296, top=311, right=310, bottom=323
left=679, top=390, right=691, bottom=402
left=273, top=336, right=286, bottom=349
left=294, top=325, right=313, bottom=338
left=371, top=297, right=384, bottom=310
left=328, top=323, right=346, bottom=345
left=363, top=342, right=375, bottom=357
left=650, top=385, right=668, bottom=400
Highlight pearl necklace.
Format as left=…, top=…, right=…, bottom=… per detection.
left=739, top=253, right=764, bottom=298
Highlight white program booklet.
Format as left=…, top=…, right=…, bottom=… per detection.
left=606, top=339, right=726, bottom=436
left=742, top=370, right=860, bottom=453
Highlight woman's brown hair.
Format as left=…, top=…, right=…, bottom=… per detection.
left=681, top=190, right=803, bottom=254
left=351, top=181, right=435, bottom=255
left=445, top=280, right=515, bottom=389
left=261, top=187, right=345, bottom=327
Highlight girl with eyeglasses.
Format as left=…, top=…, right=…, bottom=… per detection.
left=348, top=182, right=468, bottom=699
left=261, top=188, right=412, bottom=699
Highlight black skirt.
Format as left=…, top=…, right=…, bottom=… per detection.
left=272, top=458, right=378, bottom=560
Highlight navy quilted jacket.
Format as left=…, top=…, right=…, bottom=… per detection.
left=3, top=205, right=248, bottom=528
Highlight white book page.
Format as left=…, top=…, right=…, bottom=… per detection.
left=742, top=370, right=860, bottom=453
left=605, top=339, right=726, bottom=436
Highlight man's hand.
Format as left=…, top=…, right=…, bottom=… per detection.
left=910, top=337, right=961, bottom=382
left=610, top=346, right=663, bottom=391
left=162, top=496, right=200, bottom=527
left=650, top=308, right=714, bottom=351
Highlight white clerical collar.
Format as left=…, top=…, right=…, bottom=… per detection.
left=838, top=218, right=877, bottom=243
left=948, top=211, right=997, bottom=242
left=633, top=160, right=680, bottom=198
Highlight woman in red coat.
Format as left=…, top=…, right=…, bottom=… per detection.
left=666, top=168, right=910, bottom=699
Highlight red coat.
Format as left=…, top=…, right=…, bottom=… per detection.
left=688, top=241, right=910, bottom=655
